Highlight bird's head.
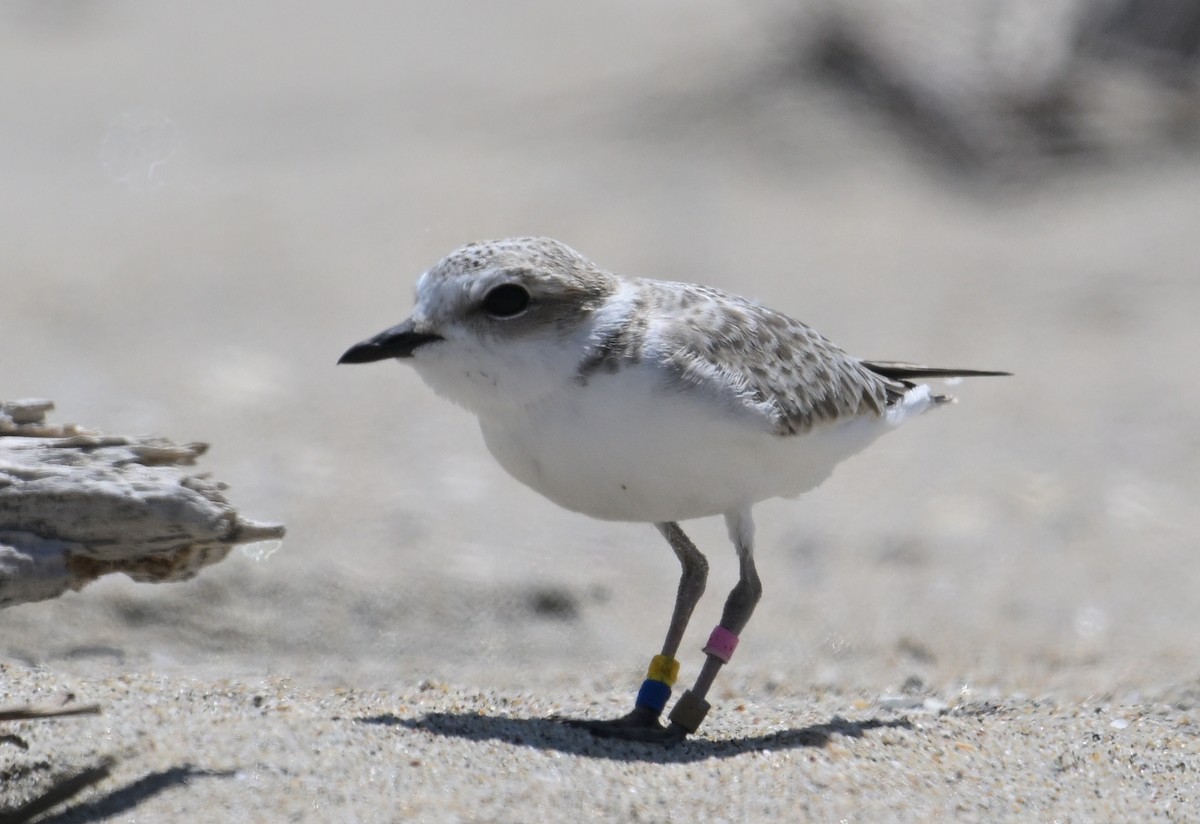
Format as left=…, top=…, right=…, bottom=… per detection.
left=339, top=237, right=619, bottom=414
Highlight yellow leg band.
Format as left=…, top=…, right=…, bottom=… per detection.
left=646, top=655, right=680, bottom=686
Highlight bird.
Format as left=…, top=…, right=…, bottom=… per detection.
left=339, top=236, right=1007, bottom=744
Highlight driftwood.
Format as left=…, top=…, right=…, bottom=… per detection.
left=0, top=399, right=284, bottom=608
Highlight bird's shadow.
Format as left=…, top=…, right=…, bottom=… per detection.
left=30, top=765, right=235, bottom=824
left=359, top=711, right=912, bottom=763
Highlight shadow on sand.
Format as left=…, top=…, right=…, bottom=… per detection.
left=358, top=711, right=913, bottom=763
left=26, top=765, right=236, bottom=824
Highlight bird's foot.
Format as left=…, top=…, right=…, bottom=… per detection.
left=561, top=706, right=688, bottom=744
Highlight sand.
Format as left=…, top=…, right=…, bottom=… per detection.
left=4, top=1, right=1200, bottom=821
left=4, top=664, right=1200, bottom=821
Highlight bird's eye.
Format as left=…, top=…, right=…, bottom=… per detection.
left=481, top=284, right=530, bottom=318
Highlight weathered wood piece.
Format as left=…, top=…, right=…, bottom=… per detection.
left=0, top=400, right=285, bottom=608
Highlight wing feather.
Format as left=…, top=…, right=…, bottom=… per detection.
left=639, top=281, right=891, bottom=436
left=575, top=280, right=1008, bottom=437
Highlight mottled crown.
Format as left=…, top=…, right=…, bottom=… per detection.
left=432, top=237, right=593, bottom=276
left=417, top=237, right=619, bottom=328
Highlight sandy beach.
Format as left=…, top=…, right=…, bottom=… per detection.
left=4, top=1, right=1200, bottom=820
left=5, top=664, right=1200, bottom=821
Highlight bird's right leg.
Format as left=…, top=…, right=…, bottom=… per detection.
left=564, top=521, right=708, bottom=742
left=662, top=508, right=761, bottom=739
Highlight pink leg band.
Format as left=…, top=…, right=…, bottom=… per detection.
left=702, top=625, right=739, bottom=663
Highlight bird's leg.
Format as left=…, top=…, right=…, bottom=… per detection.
left=655, top=521, right=710, bottom=656
left=665, top=508, right=761, bottom=738
left=565, top=521, right=708, bottom=742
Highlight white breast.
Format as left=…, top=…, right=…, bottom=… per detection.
left=475, top=362, right=924, bottom=523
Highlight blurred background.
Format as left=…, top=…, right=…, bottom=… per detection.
left=3, top=0, right=1199, bottom=699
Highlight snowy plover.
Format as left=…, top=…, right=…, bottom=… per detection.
left=340, top=237, right=1006, bottom=743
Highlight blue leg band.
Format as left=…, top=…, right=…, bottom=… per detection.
left=635, top=678, right=672, bottom=715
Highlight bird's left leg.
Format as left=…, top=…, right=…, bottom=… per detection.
left=565, top=521, right=708, bottom=742
left=665, top=507, right=761, bottom=739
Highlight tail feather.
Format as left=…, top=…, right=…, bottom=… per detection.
left=861, top=361, right=1012, bottom=381
left=861, top=360, right=1010, bottom=408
